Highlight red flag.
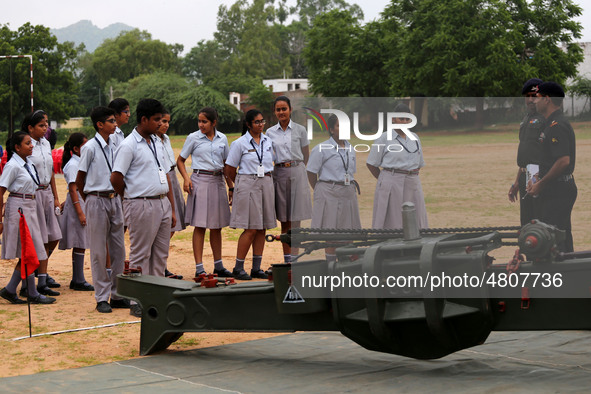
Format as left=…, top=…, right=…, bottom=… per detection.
left=18, top=208, right=40, bottom=279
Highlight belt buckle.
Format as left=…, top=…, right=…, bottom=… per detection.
left=108, top=192, right=115, bottom=199
left=284, top=162, right=291, bottom=168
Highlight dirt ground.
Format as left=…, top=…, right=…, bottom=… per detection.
left=1, top=124, right=591, bottom=377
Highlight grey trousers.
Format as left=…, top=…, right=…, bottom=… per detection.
left=85, top=195, right=125, bottom=303
left=123, top=197, right=172, bottom=277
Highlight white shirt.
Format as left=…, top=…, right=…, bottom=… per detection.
left=0, top=154, right=39, bottom=194
left=265, top=120, right=309, bottom=163
left=112, top=128, right=169, bottom=198
left=307, top=138, right=356, bottom=182
left=63, top=154, right=80, bottom=185
left=159, top=134, right=176, bottom=172
left=29, top=137, right=53, bottom=185
left=226, top=132, right=274, bottom=174
left=111, top=127, right=125, bottom=152
left=78, top=133, right=116, bottom=193
left=180, top=130, right=229, bottom=171
left=366, top=132, right=425, bottom=171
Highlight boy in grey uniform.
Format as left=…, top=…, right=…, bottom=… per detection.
left=111, top=99, right=176, bottom=317
left=76, top=107, right=127, bottom=313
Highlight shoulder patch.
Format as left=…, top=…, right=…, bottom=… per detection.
left=550, top=120, right=558, bottom=127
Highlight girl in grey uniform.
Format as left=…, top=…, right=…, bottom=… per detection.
left=58, top=133, right=94, bottom=291
left=366, top=104, right=428, bottom=229
left=225, top=109, right=276, bottom=280
left=25, top=110, right=62, bottom=297
left=307, top=115, right=361, bottom=262
left=156, top=111, right=186, bottom=279
left=178, top=107, right=233, bottom=278
left=0, top=132, right=56, bottom=304
left=266, top=96, right=312, bottom=262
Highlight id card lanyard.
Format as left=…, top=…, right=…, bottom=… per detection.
left=336, top=141, right=351, bottom=185
left=95, top=137, right=113, bottom=172
left=24, top=162, right=40, bottom=186
left=148, top=136, right=167, bottom=184
left=250, top=138, right=265, bottom=177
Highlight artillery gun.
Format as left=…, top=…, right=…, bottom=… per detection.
left=117, top=203, right=591, bottom=359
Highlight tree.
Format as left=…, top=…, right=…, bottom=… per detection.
left=246, top=83, right=276, bottom=120
left=303, top=10, right=392, bottom=97
left=216, top=0, right=292, bottom=80
left=112, top=71, right=241, bottom=134
left=0, top=23, right=82, bottom=129
left=568, top=76, right=591, bottom=115
left=294, top=0, right=364, bottom=27
left=182, top=40, right=224, bottom=83
left=383, top=0, right=583, bottom=97
left=83, top=29, right=182, bottom=90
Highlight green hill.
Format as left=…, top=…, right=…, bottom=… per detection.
left=50, top=20, right=134, bottom=52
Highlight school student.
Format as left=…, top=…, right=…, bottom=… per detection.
left=108, top=98, right=130, bottom=151
left=155, top=110, right=185, bottom=279
left=307, top=114, right=361, bottom=262
left=58, top=133, right=94, bottom=291
left=111, top=99, right=176, bottom=317
left=0, top=131, right=56, bottom=304
left=225, top=109, right=276, bottom=280
left=25, top=110, right=62, bottom=296
left=177, top=107, right=233, bottom=278
left=76, top=106, right=127, bottom=314
left=366, top=103, right=428, bottom=229
left=266, top=96, right=312, bottom=262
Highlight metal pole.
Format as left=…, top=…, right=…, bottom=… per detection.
left=402, top=202, right=421, bottom=241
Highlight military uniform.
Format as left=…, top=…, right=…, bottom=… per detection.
left=516, top=113, right=545, bottom=225
left=537, top=110, right=577, bottom=252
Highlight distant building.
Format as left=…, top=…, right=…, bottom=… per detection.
left=230, top=78, right=310, bottom=113
left=262, top=78, right=309, bottom=93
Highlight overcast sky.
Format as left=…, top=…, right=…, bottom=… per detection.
left=1, top=0, right=590, bottom=52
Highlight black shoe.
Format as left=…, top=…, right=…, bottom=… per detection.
left=165, top=269, right=183, bottom=280
left=28, top=295, right=56, bottom=304
left=195, top=270, right=207, bottom=278
left=130, top=304, right=142, bottom=318
left=46, top=275, right=61, bottom=288
left=37, top=286, right=60, bottom=296
left=213, top=268, right=233, bottom=278
left=110, top=298, right=130, bottom=309
left=69, top=281, right=95, bottom=291
left=96, top=301, right=112, bottom=313
left=1, top=288, right=26, bottom=304
left=232, top=269, right=252, bottom=281
left=250, top=269, right=268, bottom=279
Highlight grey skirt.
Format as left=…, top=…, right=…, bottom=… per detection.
left=372, top=170, right=428, bottom=229
left=184, top=172, right=230, bottom=229
left=230, top=174, right=276, bottom=230
left=168, top=169, right=187, bottom=232
left=273, top=163, right=312, bottom=222
left=58, top=192, right=88, bottom=250
left=311, top=181, right=361, bottom=229
left=35, top=187, right=62, bottom=243
left=2, top=196, right=48, bottom=260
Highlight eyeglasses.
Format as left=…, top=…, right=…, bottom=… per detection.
left=253, top=120, right=266, bottom=125
left=104, top=118, right=117, bottom=124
